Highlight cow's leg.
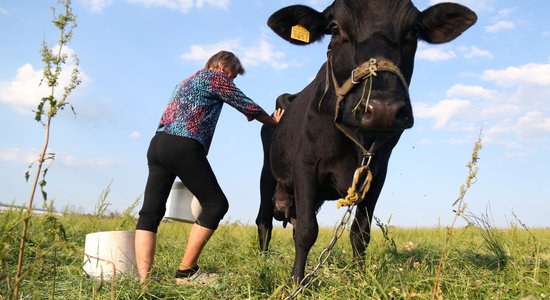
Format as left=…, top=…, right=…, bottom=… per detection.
left=256, top=125, right=276, bottom=252
left=256, top=161, right=276, bottom=252
left=349, top=198, right=376, bottom=267
left=350, top=135, right=398, bottom=263
left=291, top=182, right=318, bottom=282
left=350, top=166, right=388, bottom=265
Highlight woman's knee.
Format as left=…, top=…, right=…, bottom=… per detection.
left=209, top=198, right=229, bottom=220
left=136, top=209, right=165, bottom=233
left=197, top=198, right=229, bottom=229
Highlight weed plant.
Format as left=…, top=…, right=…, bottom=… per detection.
left=0, top=206, right=548, bottom=299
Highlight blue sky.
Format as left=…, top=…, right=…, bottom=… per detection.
left=1, top=0, right=549, bottom=228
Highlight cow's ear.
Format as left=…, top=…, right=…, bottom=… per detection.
left=417, top=3, right=477, bottom=44
left=268, top=5, right=328, bottom=45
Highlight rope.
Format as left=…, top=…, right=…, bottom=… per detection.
left=352, top=75, right=373, bottom=115
left=336, top=166, right=373, bottom=208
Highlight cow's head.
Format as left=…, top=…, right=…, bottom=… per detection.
left=268, top=0, right=476, bottom=135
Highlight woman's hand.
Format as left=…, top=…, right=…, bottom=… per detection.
left=272, top=108, right=284, bottom=123
left=256, top=108, right=285, bottom=129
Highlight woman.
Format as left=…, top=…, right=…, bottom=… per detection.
left=135, top=51, right=284, bottom=284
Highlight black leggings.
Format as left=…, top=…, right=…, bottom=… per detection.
left=136, top=132, right=229, bottom=232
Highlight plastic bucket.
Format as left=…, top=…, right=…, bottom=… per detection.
left=164, top=181, right=202, bottom=223
left=83, top=230, right=136, bottom=278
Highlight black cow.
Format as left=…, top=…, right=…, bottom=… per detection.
left=256, top=0, right=477, bottom=281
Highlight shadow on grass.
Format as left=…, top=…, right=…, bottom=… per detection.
left=461, top=251, right=508, bottom=271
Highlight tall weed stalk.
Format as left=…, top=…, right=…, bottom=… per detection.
left=117, top=195, right=141, bottom=231
left=374, top=216, right=398, bottom=255
left=41, top=205, right=69, bottom=299
left=512, top=211, right=542, bottom=281
left=432, top=132, right=482, bottom=299
left=92, top=183, right=113, bottom=232
left=14, top=1, right=80, bottom=298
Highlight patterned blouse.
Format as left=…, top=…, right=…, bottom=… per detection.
left=157, top=69, right=266, bottom=153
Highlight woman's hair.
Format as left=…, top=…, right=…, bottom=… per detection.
left=205, top=51, right=245, bottom=77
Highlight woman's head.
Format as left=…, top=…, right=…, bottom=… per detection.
left=205, top=51, right=245, bottom=79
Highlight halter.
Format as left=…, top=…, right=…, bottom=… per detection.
left=318, top=49, right=410, bottom=156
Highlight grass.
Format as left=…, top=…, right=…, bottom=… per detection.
left=1, top=208, right=548, bottom=299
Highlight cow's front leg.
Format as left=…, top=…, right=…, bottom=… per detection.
left=291, top=182, right=318, bottom=282
left=350, top=168, right=387, bottom=265
left=349, top=199, right=374, bottom=267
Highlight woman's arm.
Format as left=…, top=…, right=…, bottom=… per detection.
left=256, top=108, right=284, bottom=129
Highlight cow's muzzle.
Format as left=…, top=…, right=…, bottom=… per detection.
left=358, top=96, right=414, bottom=130
left=323, top=53, right=413, bottom=154
left=331, top=56, right=413, bottom=129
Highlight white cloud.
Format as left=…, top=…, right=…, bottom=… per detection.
left=515, top=111, right=550, bottom=138
left=416, top=47, right=456, bottom=62
left=180, top=40, right=241, bottom=62
left=480, top=104, right=519, bottom=119
left=306, top=0, right=331, bottom=10
left=428, top=0, right=495, bottom=12
left=415, top=99, right=472, bottom=128
left=180, top=39, right=288, bottom=70
left=62, top=155, right=118, bottom=168
left=79, top=0, right=114, bottom=12
left=483, top=111, right=550, bottom=150
left=127, top=0, right=193, bottom=12
left=82, top=0, right=230, bottom=13
left=0, top=46, right=88, bottom=114
left=458, top=46, right=494, bottom=59
left=0, top=148, right=23, bottom=163
left=485, top=21, right=515, bottom=33
left=196, top=0, right=229, bottom=10
left=420, top=61, right=550, bottom=153
left=446, top=84, right=496, bottom=100
left=0, top=149, right=17, bottom=162
left=240, top=40, right=288, bottom=70
left=0, top=148, right=40, bottom=164
left=482, top=63, right=550, bottom=88
left=0, top=64, right=47, bottom=113
left=0, top=7, right=8, bottom=15
left=418, top=45, right=493, bottom=62
left=130, top=131, right=141, bottom=139
left=126, top=0, right=228, bottom=13
left=1, top=147, right=118, bottom=168
left=482, top=130, right=522, bottom=149
left=496, top=8, right=516, bottom=18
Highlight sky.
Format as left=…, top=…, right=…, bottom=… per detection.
left=1, top=0, right=549, bottom=229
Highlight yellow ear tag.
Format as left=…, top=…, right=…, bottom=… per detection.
left=291, top=24, right=310, bottom=43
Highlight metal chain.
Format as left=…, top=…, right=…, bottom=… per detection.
left=284, top=204, right=356, bottom=300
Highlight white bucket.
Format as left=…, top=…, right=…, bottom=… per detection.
left=164, top=180, right=202, bottom=223
left=83, top=230, right=136, bottom=278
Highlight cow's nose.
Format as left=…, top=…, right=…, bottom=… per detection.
left=395, top=104, right=414, bottom=129
left=361, top=99, right=413, bottom=130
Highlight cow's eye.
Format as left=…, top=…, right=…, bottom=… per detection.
left=328, top=23, right=340, bottom=36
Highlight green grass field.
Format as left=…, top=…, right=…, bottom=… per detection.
left=1, top=207, right=548, bottom=299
